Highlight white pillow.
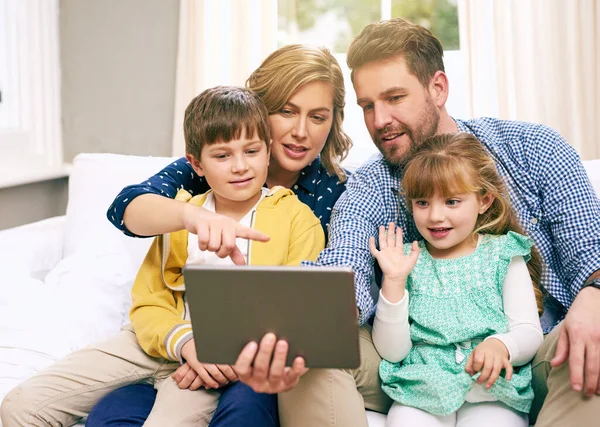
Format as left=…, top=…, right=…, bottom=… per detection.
left=0, top=250, right=134, bottom=406
left=582, top=159, right=600, bottom=197
left=64, top=153, right=178, bottom=274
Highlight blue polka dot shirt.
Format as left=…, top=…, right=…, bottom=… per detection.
left=107, top=156, right=348, bottom=242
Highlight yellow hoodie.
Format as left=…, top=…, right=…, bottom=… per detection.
left=129, top=186, right=325, bottom=362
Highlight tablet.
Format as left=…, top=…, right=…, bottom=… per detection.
left=183, top=265, right=360, bottom=369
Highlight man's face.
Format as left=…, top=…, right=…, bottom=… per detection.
left=354, top=56, right=440, bottom=164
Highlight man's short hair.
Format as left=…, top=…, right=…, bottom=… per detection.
left=347, top=18, right=445, bottom=87
left=184, top=86, right=270, bottom=159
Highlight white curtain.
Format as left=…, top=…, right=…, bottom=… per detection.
left=458, top=0, right=600, bottom=160
left=171, top=0, right=278, bottom=156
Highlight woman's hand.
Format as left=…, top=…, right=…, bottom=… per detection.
left=465, top=338, right=513, bottom=389
left=369, top=222, right=419, bottom=303
left=234, top=333, right=308, bottom=394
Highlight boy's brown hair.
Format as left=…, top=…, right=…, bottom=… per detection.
left=347, top=18, right=445, bottom=87
left=183, top=86, right=270, bottom=159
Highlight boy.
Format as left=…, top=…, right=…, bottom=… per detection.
left=1, top=86, right=324, bottom=427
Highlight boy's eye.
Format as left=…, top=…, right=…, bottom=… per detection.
left=214, top=153, right=228, bottom=159
left=246, top=149, right=259, bottom=155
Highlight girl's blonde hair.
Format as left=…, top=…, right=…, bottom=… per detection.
left=246, top=44, right=352, bottom=181
left=402, top=133, right=544, bottom=314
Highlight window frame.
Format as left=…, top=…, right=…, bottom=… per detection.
left=0, top=0, right=63, bottom=177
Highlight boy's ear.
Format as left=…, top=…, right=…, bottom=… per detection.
left=185, top=153, right=205, bottom=177
left=479, top=193, right=495, bottom=214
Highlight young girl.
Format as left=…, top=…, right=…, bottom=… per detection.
left=370, top=133, right=544, bottom=427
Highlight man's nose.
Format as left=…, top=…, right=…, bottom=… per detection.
left=373, top=104, right=393, bottom=130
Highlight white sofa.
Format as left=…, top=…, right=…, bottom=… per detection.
left=1, top=153, right=599, bottom=427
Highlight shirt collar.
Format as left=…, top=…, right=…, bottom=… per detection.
left=295, top=157, right=324, bottom=195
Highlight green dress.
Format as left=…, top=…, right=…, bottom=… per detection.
left=379, top=232, right=535, bottom=416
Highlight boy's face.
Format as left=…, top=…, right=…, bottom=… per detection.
left=187, top=129, right=270, bottom=203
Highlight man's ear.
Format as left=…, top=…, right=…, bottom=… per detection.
left=185, top=153, right=204, bottom=177
left=429, top=70, right=449, bottom=108
left=479, top=193, right=496, bottom=215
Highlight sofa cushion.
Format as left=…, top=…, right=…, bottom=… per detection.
left=583, top=159, right=600, bottom=196
left=64, top=153, right=178, bottom=275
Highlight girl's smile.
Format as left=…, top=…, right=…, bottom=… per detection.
left=412, top=191, right=494, bottom=259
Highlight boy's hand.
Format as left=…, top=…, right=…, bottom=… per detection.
left=465, top=338, right=513, bottom=389
left=180, top=339, right=239, bottom=389
left=235, top=333, right=308, bottom=394
left=172, top=362, right=204, bottom=390
left=182, top=204, right=269, bottom=265
left=369, top=223, right=419, bottom=302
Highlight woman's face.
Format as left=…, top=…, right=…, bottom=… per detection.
left=268, top=80, right=334, bottom=174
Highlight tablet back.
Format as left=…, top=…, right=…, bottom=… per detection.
left=183, top=265, right=360, bottom=369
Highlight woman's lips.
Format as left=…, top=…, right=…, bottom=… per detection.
left=283, top=144, right=309, bottom=159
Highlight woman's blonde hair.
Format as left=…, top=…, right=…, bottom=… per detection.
left=246, top=44, right=352, bottom=181
left=402, top=133, right=544, bottom=314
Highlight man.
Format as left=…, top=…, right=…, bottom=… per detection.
left=236, top=18, right=600, bottom=427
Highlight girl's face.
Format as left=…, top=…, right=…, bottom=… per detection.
left=411, top=191, right=494, bottom=259
left=268, top=80, right=334, bottom=174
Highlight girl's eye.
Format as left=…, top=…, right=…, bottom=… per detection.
left=312, top=115, right=327, bottom=123
left=280, top=108, right=294, bottom=116
left=414, top=200, right=428, bottom=207
left=446, top=199, right=459, bottom=206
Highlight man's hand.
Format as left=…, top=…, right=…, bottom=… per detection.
left=234, top=333, right=308, bottom=394
left=465, top=338, right=513, bottom=389
left=551, top=286, right=600, bottom=396
left=182, top=203, right=269, bottom=265
left=180, top=339, right=238, bottom=390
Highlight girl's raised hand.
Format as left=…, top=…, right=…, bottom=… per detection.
left=369, top=222, right=420, bottom=284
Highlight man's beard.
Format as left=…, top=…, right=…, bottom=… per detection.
left=374, top=97, right=440, bottom=166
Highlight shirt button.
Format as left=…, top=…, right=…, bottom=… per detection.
left=293, top=185, right=298, bottom=190
left=530, top=217, right=538, bottom=225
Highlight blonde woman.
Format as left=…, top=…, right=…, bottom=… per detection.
left=87, top=45, right=389, bottom=427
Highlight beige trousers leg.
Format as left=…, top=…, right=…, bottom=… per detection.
left=278, top=325, right=392, bottom=427
left=530, top=322, right=600, bottom=426
left=145, top=376, right=220, bottom=427
left=0, top=326, right=220, bottom=427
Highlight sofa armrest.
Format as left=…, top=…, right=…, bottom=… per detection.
left=0, top=216, right=66, bottom=278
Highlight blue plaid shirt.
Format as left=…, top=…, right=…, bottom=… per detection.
left=317, top=118, right=600, bottom=333
left=107, top=156, right=347, bottom=240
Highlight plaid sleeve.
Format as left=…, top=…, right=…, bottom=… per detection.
left=310, top=160, right=397, bottom=325
left=535, top=126, right=600, bottom=301
left=106, top=157, right=209, bottom=237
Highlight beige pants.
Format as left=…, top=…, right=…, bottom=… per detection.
left=278, top=325, right=393, bottom=427
left=530, top=322, right=600, bottom=426
left=279, top=322, right=600, bottom=427
left=0, top=325, right=220, bottom=427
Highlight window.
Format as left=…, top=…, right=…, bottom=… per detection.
left=0, top=0, right=63, bottom=183
left=277, top=0, right=466, bottom=169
